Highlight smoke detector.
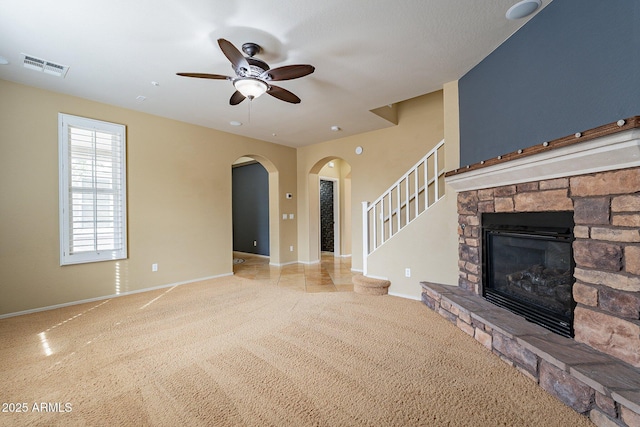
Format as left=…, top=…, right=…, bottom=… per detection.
left=21, top=53, right=69, bottom=78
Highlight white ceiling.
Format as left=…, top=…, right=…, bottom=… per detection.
left=0, top=0, right=547, bottom=147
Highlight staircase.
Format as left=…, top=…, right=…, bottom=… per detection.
left=361, top=140, right=445, bottom=276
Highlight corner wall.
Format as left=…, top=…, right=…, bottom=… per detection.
left=366, top=81, right=460, bottom=298
left=296, top=90, right=446, bottom=275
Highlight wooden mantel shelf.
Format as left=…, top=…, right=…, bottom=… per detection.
left=446, top=116, right=640, bottom=178
left=444, top=116, right=640, bottom=193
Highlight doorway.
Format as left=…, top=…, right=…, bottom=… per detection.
left=232, top=159, right=269, bottom=256
left=231, top=155, right=282, bottom=266
left=320, top=179, right=336, bottom=253
left=306, top=157, right=351, bottom=264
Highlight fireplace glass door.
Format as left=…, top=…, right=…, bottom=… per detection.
left=483, top=212, right=575, bottom=337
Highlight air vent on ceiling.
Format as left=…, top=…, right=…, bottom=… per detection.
left=21, top=53, right=69, bottom=78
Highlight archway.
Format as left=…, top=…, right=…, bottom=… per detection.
left=307, top=157, right=352, bottom=263
left=231, top=155, right=281, bottom=265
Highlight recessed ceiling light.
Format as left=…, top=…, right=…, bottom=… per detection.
left=230, top=121, right=242, bottom=126
left=506, top=0, right=541, bottom=20
left=0, top=56, right=9, bottom=65
left=136, top=95, right=146, bottom=102
left=330, top=125, right=341, bottom=132
left=151, top=81, right=160, bottom=87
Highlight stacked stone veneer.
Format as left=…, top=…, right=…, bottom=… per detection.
left=457, top=166, right=640, bottom=368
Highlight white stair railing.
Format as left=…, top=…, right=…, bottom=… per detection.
left=362, top=140, right=445, bottom=275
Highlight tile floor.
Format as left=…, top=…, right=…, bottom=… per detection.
left=233, top=252, right=354, bottom=293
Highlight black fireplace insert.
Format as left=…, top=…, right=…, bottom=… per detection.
left=482, top=212, right=575, bottom=337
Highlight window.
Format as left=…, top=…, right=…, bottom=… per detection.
left=58, top=113, right=127, bottom=265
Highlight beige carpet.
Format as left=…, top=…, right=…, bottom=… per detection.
left=0, top=276, right=592, bottom=426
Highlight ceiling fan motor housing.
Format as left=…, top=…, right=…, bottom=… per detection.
left=242, top=57, right=270, bottom=78
left=233, top=43, right=271, bottom=79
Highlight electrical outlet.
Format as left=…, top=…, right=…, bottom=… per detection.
left=289, top=213, right=294, bottom=219
left=290, top=245, right=294, bottom=252
left=405, top=268, right=411, bottom=277
left=152, top=263, right=158, bottom=272
left=282, top=214, right=287, bottom=220
left=253, top=241, right=257, bottom=247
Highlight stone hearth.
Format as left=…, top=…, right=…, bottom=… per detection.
left=422, top=118, right=640, bottom=426
left=421, top=281, right=640, bottom=426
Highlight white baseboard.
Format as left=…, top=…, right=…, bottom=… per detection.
left=388, top=291, right=422, bottom=301
left=269, top=261, right=298, bottom=267
left=350, top=268, right=363, bottom=273
left=299, top=260, right=320, bottom=265
left=0, top=272, right=233, bottom=320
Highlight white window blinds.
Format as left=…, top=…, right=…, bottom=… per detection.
left=59, top=114, right=127, bottom=265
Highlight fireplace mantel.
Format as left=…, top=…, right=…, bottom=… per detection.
left=446, top=125, right=640, bottom=193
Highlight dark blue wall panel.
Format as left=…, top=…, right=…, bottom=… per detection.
left=459, top=0, right=640, bottom=166
left=232, top=162, right=269, bottom=256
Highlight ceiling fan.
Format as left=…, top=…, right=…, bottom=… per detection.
left=177, top=38, right=315, bottom=105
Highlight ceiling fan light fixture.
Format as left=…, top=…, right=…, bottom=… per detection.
left=178, top=39, right=313, bottom=106
left=233, top=77, right=268, bottom=100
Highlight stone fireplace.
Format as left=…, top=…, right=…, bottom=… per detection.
left=421, top=117, right=640, bottom=426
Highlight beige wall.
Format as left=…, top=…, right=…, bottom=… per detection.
left=0, top=79, right=297, bottom=315
left=296, top=90, right=445, bottom=270
left=366, top=81, right=460, bottom=298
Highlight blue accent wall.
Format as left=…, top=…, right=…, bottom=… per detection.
left=232, top=162, right=270, bottom=256
left=459, top=0, right=640, bottom=166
